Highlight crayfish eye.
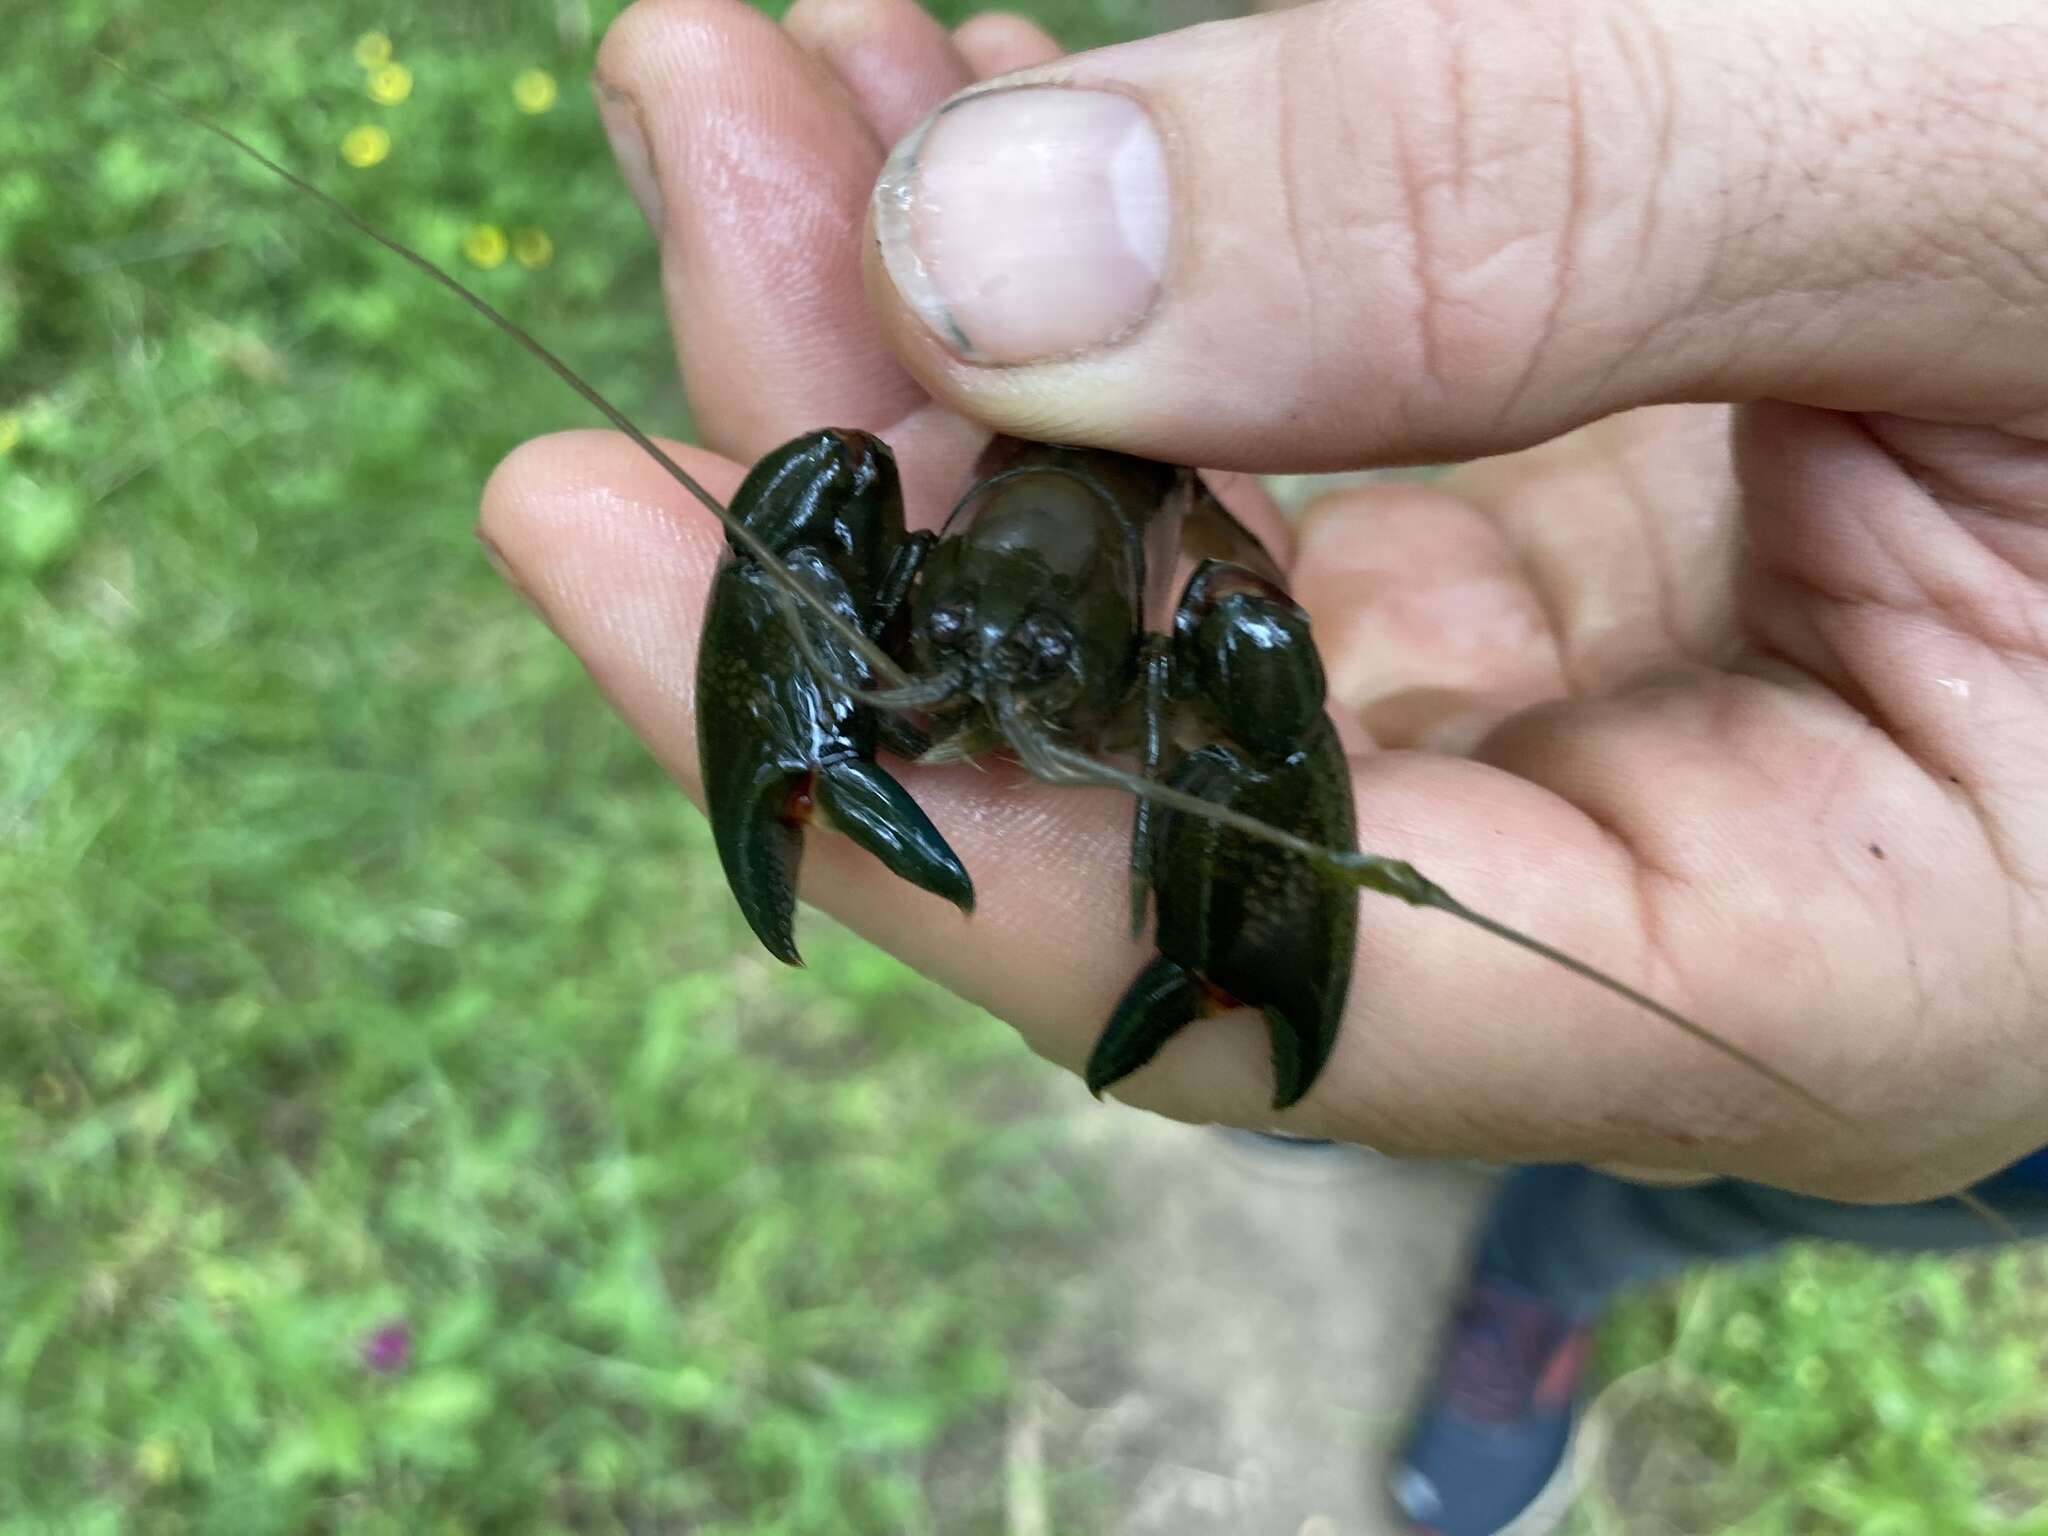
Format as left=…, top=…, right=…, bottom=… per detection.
left=1021, top=617, right=1074, bottom=680
left=926, top=603, right=968, bottom=647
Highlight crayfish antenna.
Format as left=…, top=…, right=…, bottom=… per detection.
left=108, top=54, right=911, bottom=695
left=1023, top=737, right=1849, bottom=1124
left=1413, top=888, right=1844, bottom=1125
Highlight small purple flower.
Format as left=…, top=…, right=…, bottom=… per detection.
left=362, top=1321, right=412, bottom=1374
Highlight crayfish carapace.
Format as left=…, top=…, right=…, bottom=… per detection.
left=697, top=430, right=1357, bottom=1108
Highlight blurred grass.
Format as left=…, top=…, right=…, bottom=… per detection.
left=6, top=1, right=2048, bottom=1532
left=1567, top=1245, right=2048, bottom=1535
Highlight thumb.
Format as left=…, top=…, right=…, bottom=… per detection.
left=864, top=0, right=2048, bottom=470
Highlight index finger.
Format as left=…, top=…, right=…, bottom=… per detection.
left=593, top=0, right=951, bottom=461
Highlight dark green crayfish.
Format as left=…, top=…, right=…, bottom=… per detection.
left=697, top=431, right=1357, bottom=1110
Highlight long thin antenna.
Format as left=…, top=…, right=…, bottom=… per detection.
left=101, top=53, right=911, bottom=692
left=1016, top=735, right=1845, bottom=1122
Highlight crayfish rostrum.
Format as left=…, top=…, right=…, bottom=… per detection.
left=698, top=430, right=1357, bottom=1109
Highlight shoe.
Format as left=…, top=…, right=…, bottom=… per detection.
left=1387, top=1277, right=1591, bottom=1536
left=1209, top=1127, right=1373, bottom=1186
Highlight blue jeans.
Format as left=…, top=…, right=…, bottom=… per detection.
left=1475, top=1164, right=2048, bottom=1318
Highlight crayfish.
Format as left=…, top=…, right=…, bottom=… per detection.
left=149, top=79, right=1839, bottom=1123
left=699, top=431, right=1357, bottom=1106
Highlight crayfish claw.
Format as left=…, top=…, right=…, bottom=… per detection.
left=1088, top=956, right=1202, bottom=1098
left=813, top=758, right=974, bottom=916
left=1103, top=559, right=1358, bottom=1111
left=709, top=764, right=812, bottom=967
left=1261, top=1003, right=1322, bottom=1112
left=698, top=430, right=969, bottom=964
left=1091, top=959, right=1334, bottom=1111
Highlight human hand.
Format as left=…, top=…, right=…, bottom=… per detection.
left=479, top=0, right=2048, bottom=1202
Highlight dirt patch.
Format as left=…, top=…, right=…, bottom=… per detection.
left=1016, top=1103, right=1497, bottom=1535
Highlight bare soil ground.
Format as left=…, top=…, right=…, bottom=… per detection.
left=1012, top=1103, right=1507, bottom=1535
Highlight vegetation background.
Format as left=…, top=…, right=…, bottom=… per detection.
left=4, top=1, right=2045, bottom=1531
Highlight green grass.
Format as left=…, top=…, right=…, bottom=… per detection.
left=1564, top=1245, right=2048, bottom=1535
left=7, top=2, right=2048, bottom=1532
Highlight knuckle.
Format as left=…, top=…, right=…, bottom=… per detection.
left=1700, top=5, right=2048, bottom=390
left=1286, top=0, right=1688, bottom=431
left=595, top=0, right=754, bottom=95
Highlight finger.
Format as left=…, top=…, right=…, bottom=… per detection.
left=862, top=0, right=2048, bottom=468
left=593, top=0, right=923, bottom=461
left=1289, top=405, right=1738, bottom=749
left=1448, top=405, right=1742, bottom=688
left=954, top=12, right=1063, bottom=76
left=1206, top=468, right=1294, bottom=573
left=784, top=0, right=975, bottom=152
left=1290, top=483, right=1567, bottom=753
left=480, top=431, right=2021, bottom=1199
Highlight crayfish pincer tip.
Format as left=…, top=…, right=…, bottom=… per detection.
left=1087, top=956, right=1202, bottom=1105
left=753, top=927, right=804, bottom=969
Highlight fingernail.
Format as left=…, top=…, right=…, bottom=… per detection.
left=874, top=87, right=1170, bottom=364
left=594, top=79, right=663, bottom=232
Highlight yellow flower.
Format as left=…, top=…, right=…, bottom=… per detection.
left=341, top=125, right=392, bottom=169
left=511, top=227, right=554, bottom=269
left=463, top=224, right=509, bottom=269
left=1722, top=1312, right=1765, bottom=1351
left=1794, top=1356, right=1830, bottom=1393
left=0, top=415, right=19, bottom=455
left=512, top=68, right=559, bottom=114
left=368, top=62, right=414, bottom=106
left=353, top=30, right=393, bottom=70
left=136, top=1437, right=179, bottom=1484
